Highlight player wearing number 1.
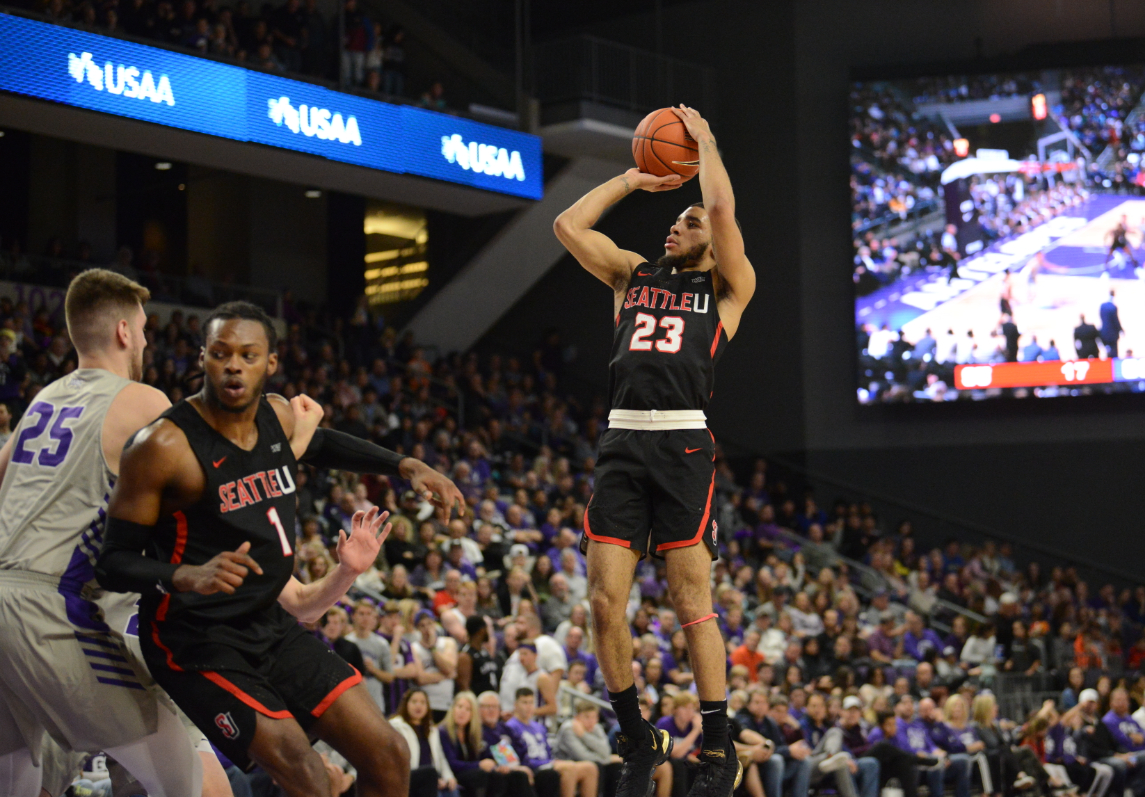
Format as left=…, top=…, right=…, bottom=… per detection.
left=96, top=300, right=466, bottom=797
left=554, top=105, right=755, bottom=797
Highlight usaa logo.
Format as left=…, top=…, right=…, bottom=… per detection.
left=67, top=52, right=175, bottom=105
left=267, top=96, right=362, bottom=146
left=440, top=134, right=526, bottom=181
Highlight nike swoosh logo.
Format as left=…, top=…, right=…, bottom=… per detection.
left=685, top=447, right=702, bottom=454
left=637, top=271, right=652, bottom=276
left=700, top=709, right=723, bottom=714
left=213, top=456, right=227, bottom=468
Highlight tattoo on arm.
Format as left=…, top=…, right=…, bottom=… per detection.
left=621, top=176, right=631, bottom=195
left=701, top=139, right=717, bottom=155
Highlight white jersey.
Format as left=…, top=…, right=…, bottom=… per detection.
left=413, top=636, right=455, bottom=712
left=0, top=369, right=130, bottom=585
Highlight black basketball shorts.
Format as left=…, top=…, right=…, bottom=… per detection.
left=581, top=427, right=718, bottom=559
left=143, top=622, right=361, bottom=769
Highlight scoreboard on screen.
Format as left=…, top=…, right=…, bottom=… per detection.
left=955, top=359, right=1145, bottom=390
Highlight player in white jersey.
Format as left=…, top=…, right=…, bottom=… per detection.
left=0, top=270, right=319, bottom=797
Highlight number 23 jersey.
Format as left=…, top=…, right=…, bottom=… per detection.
left=609, top=265, right=728, bottom=412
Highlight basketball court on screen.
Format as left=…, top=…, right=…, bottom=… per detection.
left=899, top=196, right=1145, bottom=360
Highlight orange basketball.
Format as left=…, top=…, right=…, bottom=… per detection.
left=632, top=108, right=699, bottom=181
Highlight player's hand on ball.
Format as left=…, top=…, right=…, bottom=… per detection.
left=404, top=459, right=467, bottom=517
left=670, top=105, right=713, bottom=143
left=337, top=506, right=391, bottom=574
left=288, top=394, right=324, bottom=452
left=174, top=540, right=264, bottom=595
left=624, top=167, right=682, bottom=192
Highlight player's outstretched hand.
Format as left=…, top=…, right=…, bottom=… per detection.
left=288, top=394, right=324, bottom=454
left=336, top=506, right=391, bottom=575
left=173, top=541, right=264, bottom=595
left=406, top=460, right=467, bottom=517
left=670, top=105, right=713, bottom=144
left=624, top=167, right=682, bottom=192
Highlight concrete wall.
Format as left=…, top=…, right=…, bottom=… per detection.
left=27, top=138, right=117, bottom=261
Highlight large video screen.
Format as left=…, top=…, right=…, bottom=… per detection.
left=852, top=65, right=1145, bottom=403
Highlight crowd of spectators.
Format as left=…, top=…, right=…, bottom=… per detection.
left=1057, top=67, right=1145, bottom=156
left=5, top=277, right=1145, bottom=797
left=13, top=0, right=457, bottom=104
left=1057, top=66, right=1145, bottom=191
left=850, top=84, right=957, bottom=235
left=907, top=73, right=1041, bottom=105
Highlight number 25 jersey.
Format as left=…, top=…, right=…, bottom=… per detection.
left=609, top=265, right=728, bottom=412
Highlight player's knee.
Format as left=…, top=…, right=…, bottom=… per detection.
left=280, top=753, right=329, bottom=795
left=257, top=736, right=328, bottom=793
left=359, top=722, right=410, bottom=781
left=590, top=589, right=623, bottom=624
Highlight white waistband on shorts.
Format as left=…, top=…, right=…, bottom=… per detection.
left=0, top=569, right=68, bottom=591
left=607, top=409, right=707, bottom=431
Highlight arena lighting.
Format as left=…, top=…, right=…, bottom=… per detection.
left=989, top=113, right=1001, bottom=124
left=304, top=189, right=322, bottom=198
left=953, top=138, right=970, bottom=158
left=154, top=161, right=172, bottom=170
left=0, top=13, right=542, bottom=200
left=1031, top=93, right=1048, bottom=121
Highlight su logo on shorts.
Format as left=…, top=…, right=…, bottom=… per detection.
left=215, top=712, right=240, bottom=740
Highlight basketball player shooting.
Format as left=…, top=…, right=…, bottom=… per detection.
left=554, top=105, right=755, bottom=797
left=96, top=301, right=466, bottom=797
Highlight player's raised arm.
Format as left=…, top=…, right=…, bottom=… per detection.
left=277, top=506, right=391, bottom=623
left=266, top=392, right=324, bottom=459
left=673, top=105, right=756, bottom=312
left=298, top=424, right=467, bottom=517
left=554, top=169, right=682, bottom=290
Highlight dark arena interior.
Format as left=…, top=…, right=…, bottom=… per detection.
left=3, top=1, right=1145, bottom=797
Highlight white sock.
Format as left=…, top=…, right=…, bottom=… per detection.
left=104, top=704, right=203, bottom=797
left=0, top=747, right=42, bottom=797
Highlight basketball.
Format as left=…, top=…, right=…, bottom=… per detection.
left=632, top=107, right=700, bottom=181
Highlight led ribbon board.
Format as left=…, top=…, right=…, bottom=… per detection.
left=0, top=13, right=543, bottom=199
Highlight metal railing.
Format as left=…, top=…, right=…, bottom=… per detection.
left=534, top=35, right=716, bottom=118
left=0, top=255, right=282, bottom=316
left=991, top=673, right=1058, bottom=722
left=761, top=451, right=1141, bottom=589
left=769, top=526, right=987, bottom=635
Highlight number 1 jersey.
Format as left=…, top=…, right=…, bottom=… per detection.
left=609, top=265, right=728, bottom=412
left=142, top=397, right=300, bottom=665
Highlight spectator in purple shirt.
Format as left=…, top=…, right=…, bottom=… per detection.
left=657, top=692, right=705, bottom=794
left=1103, top=689, right=1145, bottom=757
left=505, top=689, right=597, bottom=797
left=476, top=691, right=536, bottom=796
left=440, top=692, right=497, bottom=797
left=869, top=695, right=964, bottom=797
left=867, top=611, right=898, bottom=664
left=902, top=612, right=945, bottom=662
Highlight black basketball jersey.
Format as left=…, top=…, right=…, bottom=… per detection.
left=461, top=642, right=499, bottom=696
left=609, top=265, right=728, bottom=412
left=141, top=397, right=299, bottom=663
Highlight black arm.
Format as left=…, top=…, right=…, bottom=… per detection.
left=301, top=427, right=407, bottom=475
left=95, top=517, right=179, bottom=595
